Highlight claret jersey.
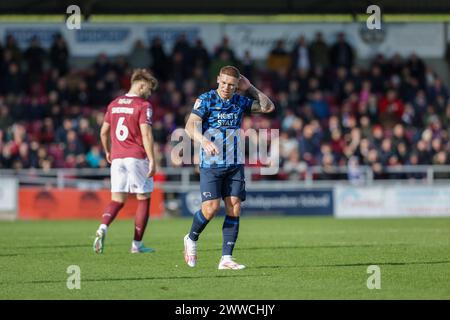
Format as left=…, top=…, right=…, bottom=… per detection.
left=104, top=94, right=152, bottom=160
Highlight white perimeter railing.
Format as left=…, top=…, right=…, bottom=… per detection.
left=1, top=165, right=450, bottom=191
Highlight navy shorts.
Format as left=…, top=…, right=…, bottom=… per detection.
left=200, top=165, right=246, bottom=202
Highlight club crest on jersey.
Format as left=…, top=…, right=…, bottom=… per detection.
left=194, top=99, right=201, bottom=110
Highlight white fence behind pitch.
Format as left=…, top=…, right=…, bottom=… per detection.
left=2, top=166, right=450, bottom=219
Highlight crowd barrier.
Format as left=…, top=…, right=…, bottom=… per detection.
left=2, top=178, right=450, bottom=219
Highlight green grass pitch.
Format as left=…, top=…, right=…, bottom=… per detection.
left=0, top=216, right=449, bottom=299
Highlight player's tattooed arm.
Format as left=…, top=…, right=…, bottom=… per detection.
left=185, top=113, right=219, bottom=155
left=248, top=86, right=275, bottom=114
left=238, top=75, right=275, bottom=114
left=100, top=122, right=112, bottom=163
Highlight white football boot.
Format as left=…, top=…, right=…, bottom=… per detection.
left=130, top=242, right=155, bottom=253
left=184, top=234, right=197, bottom=267
left=218, top=256, right=246, bottom=270
left=93, top=229, right=106, bottom=254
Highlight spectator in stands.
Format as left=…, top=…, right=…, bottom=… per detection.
left=214, top=36, right=236, bottom=63
left=129, top=40, right=152, bottom=69
left=172, top=33, right=193, bottom=70
left=267, top=39, right=291, bottom=73
left=309, top=89, right=330, bottom=120
left=0, top=32, right=448, bottom=180
left=282, top=150, right=306, bottom=180
left=241, top=50, right=255, bottom=82
left=5, top=35, right=22, bottom=64
left=291, top=35, right=311, bottom=73
left=1, top=143, right=14, bottom=168
left=2, top=62, right=24, bottom=95
left=407, top=53, right=426, bottom=85
left=309, top=32, right=329, bottom=69
left=50, top=33, right=69, bottom=75
left=192, top=38, right=210, bottom=69
left=280, top=130, right=299, bottom=160
left=299, top=124, right=321, bottom=165
left=0, top=105, right=13, bottom=130
left=170, top=51, right=190, bottom=88
left=149, top=37, right=169, bottom=81
left=93, top=53, right=113, bottom=80
left=329, top=32, right=354, bottom=69
left=24, top=36, right=46, bottom=78
left=86, top=145, right=103, bottom=168
left=347, top=156, right=364, bottom=185
left=379, top=89, right=404, bottom=128
left=427, top=77, right=449, bottom=105
left=64, top=129, right=84, bottom=157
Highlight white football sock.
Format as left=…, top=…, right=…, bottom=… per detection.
left=99, top=224, right=108, bottom=233
left=222, top=255, right=232, bottom=261
left=133, top=240, right=142, bottom=248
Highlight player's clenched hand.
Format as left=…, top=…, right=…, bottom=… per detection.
left=262, top=103, right=275, bottom=114
left=105, top=152, right=112, bottom=164
left=147, top=160, right=156, bottom=178
left=238, top=75, right=252, bottom=92
left=201, top=139, right=219, bottom=156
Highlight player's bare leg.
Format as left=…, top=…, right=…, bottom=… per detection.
left=218, top=196, right=245, bottom=270
left=184, top=199, right=220, bottom=267
left=93, top=192, right=127, bottom=253
left=130, top=193, right=155, bottom=253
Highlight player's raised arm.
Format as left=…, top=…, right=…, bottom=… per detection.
left=238, top=75, right=275, bottom=114
left=100, top=122, right=112, bottom=163
left=140, top=123, right=156, bottom=177
left=185, top=113, right=219, bottom=156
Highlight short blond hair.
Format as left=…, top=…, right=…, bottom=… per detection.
left=131, top=69, right=158, bottom=91
left=219, top=65, right=240, bottom=79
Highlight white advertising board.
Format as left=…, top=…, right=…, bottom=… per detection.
left=0, top=177, right=18, bottom=220
left=335, top=185, right=450, bottom=218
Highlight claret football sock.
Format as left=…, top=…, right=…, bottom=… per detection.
left=101, top=201, right=124, bottom=226
left=189, top=210, right=210, bottom=241
left=134, top=199, right=150, bottom=241
left=222, top=216, right=240, bottom=256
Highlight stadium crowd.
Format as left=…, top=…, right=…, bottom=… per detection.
left=0, top=32, right=449, bottom=180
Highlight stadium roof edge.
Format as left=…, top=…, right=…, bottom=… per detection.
left=1, top=0, right=450, bottom=15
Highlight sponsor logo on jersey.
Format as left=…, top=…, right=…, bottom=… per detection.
left=112, top=107, right=134, bottom=114
left=118, top=98, right=133, bottom=104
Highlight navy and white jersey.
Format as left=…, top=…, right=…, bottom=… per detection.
left=191, top=89, right=254, bottom=168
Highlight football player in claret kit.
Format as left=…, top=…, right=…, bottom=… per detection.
left=183, top=66, right=275, bottom=269
left=93, top=69, right=158, bottom=254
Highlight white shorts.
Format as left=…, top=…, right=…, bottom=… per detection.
left=110, top=158, right=154, bottom=194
